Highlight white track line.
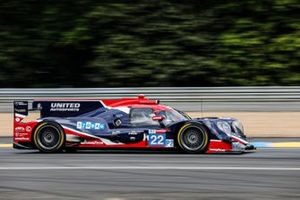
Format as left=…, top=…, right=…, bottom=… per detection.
left=0, top=166, right=299, bottom=171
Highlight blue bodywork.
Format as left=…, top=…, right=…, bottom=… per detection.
left=38, top=105, right=247, bottom=146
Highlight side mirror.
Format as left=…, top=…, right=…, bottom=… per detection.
left=152, top=116, right=165, bottom=121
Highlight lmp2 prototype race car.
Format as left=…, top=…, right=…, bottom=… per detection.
left=13, top=95, right=255, bottom=153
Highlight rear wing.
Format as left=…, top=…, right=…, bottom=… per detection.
left=14, top=101, right=29, bottom=119
left=14, top=100, right=104, bottom=119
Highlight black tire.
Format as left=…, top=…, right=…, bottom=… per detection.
left=177, top=123, right=210, bottom=153
left=33, top=122, right=65, bottom=153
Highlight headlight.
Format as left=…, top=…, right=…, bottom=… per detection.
left=216, top=121, right=232, bottom=135
left=232, top=120, right=244, bottom=135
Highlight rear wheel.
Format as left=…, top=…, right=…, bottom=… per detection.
left=33, top=122, right=65, bottom=153
left=177, top=123, right=209, bottom=153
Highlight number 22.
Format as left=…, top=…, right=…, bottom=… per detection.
left=150, top=134, right=164, bottom=145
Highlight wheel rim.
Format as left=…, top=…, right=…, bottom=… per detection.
left=37, top=125, right=62, bottom=150
left=181, top=127, right=205, bottom=151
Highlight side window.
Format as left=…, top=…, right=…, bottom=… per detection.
left=157, top=110, right=186, bottom=126
left=157, top=110, right=173, bottom=126
left=130, top=108, right=159, bottom=127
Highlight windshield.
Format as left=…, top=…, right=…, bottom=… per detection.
left=158, top=108, right=190, bottom=126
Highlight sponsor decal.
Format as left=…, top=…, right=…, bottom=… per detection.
left=128, top=131, right=138, bottom=135
left=25, top=126, right=32, bottom=132
left=210, top=148, right=226, bottom=152
left=81, top=140, right=104, bottom=145
left=14, top=108, right=27, bottom=113
left=37, top=103, right=42, bottom=109
left=15, top=127, right=25, bottom=132
left=148, top=129, right=156, bottom=134
left=77, top=121, right=82, bottom=129
left=112, top=130, right=121, bottom=135
left=165, top=139, right=174, bottom=147
left=129, top=136, right=136, bottom=141
left=86, top=122, right=91, bottom=129
left=14, top=102, right=27, bottom=106
left=14, top=101, right=28, bottom=115
left=14, top=137, right=30, bottom=141
left=115, top=114, right=123, bottom=118
left=76, top=121, right=106, bottom=130
left=15, top=132, right=30, bottom=138
left=50, top=103, right=80, bottom=112
left=114, top=119, right=122, bottom=127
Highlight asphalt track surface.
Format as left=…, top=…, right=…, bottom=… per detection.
left=0, top=138, right=299, bottom=200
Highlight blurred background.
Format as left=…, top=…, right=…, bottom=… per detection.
left=0, top=0, right=299, bottom=87
left=0, top=2, right=300, bottom=199
left=0, top=0, right=299, bottom=137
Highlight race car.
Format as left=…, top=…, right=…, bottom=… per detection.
left=13, top=94, right=255, bottom=153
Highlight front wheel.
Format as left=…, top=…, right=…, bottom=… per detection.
left=177, top=123, right=210, bottom=153
left=33, top=122, right=65, bottom=153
